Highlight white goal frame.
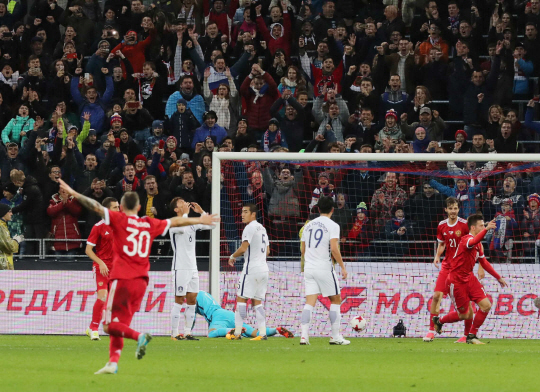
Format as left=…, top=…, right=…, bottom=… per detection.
left=210, top=152, right=540, bottom=301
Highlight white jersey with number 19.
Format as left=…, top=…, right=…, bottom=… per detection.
left=241, top=220, right=269, bottom=275
left=301, top=216, right=340, bottom=270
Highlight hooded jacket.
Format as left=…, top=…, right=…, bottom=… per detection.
left=191, top=123, right=227, bottom=150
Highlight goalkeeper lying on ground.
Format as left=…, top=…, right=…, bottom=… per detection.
left=195, top=291, right=294, bottom=339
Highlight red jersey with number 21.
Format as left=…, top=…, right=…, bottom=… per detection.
left=104, top=209, right=171, bottom=281
left=436, top=218, right=469, bottom=270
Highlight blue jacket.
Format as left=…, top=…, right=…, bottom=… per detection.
left=165, top=92, right=206, bottom=124
left=429, top=179, right=485, bottom=218
left=71, top=76, right=114, bottom=134
left=191, top=123, right=227, bottom=150
left=524, top=107, right=540, bottom=134
left=513, top=59, right=534, bottom=95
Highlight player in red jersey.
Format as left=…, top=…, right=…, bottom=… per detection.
left=58, top=179, right=219, bottom=374
left=423, top=197, right=484, bottom=343
left=85, top=197, right=119, bottom=341
left=433, top=213, right=508, bottom=344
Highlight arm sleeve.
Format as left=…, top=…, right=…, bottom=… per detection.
left=466, top=229, right=487, bottom=248
left=241, top=225, right=253, bottom=244
left=478, top=254, right=501, bottom=280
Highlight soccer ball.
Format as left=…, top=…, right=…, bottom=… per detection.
left=349, top=316, right=367, bottom=332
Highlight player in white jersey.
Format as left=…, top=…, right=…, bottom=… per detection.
left=169, top=197, right=216, bottom=341
left=300, top=196, right=349, bottom=346
left=228, top=203, right=270, bottom=341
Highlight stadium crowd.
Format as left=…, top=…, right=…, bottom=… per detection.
left=0, top=0, right=540, bottom=264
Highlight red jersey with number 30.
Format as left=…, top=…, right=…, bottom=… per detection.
left=87, top=220, right=114, bottom=269
left=104, top=209, right=171, bottom=280
left=436, top=218, right=469, bottom=269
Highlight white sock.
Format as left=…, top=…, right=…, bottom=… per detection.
left=301, top=304, right=313, bottom=339
left=235, top=303, right=247, bottom=336
left=171, top=303, right=183, bottom=336
left=255, top=304, right=266, bottom=337
left=184, top=304, right=196, bottom=335
left=329, top=304, right=341, bottom=340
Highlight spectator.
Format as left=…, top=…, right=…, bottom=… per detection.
left=487, top=198, right=518, bottom=262
left=191, top=110, right=227, bottom=151
left=239, top=64, right=279, bottom=137
left=0, top=142, right=27, bottom=184
left=115, top=163, right=141, bottom=200
left=512, top=42, right=534, bottom=97
left=417, top=24, right=449, bottom=65
left=135, top=61, right=167, bottom=119
left=202, top=67, right=239, bottom=133
left=411, top=127, right=432, bottom=153
left=269, top=90, right=305, bottom=152
left=410, top=2, right=445, bottom=46
left=232, top=117, right=256, bottom=152
left=383, top=206, right=413, bottom=257
left=165, top=98, right=200, bottom=154
left=406, top=86, right=433, bottom=124
left=111, top=25, right=156, bottom=74
left=11, top=171, right=45, bottom=256
left=0, top=183, right=23, bottom=246
left=263, top=165, right=303, bottom=221
left=343, top=202, right=373, bottom=253
left=495, top=120, right=523, bottom=154
left=380, top=74, right=409, bottom=120
left=374, top=109, right=404, bottom=151
left=486, top=173, right=526, bottom=220
left=1, top=104, right=34, bottom=146
left=143, top=120, right=167, bottom=157
left=46, top=186, right=82, bottom=255
left=0, top=203, right=22, bottom=270
left=486, top=104, right=504, bottom=140
left=401, top=107, right=445, bottom=142
left=331, top=193, right=353, bottom=233
left=452, top=129, right=471, bottom=153
left=379, top=5, right=405, bottom=40
left=118, top=128, right=141, bottom=162
left=370, top=172, right=407, bottom=230
left=308, top=172, right=335, bottom=211
left=261, top=118, right=287, bottom=152
left=405, top=181, right=445, bottom=237
left=313, top=89, right=350, bottom=143
left=521, top=193, right=540, bottom=249
left=165, top=75, right=206, bottom=124
left=137, top=175, right=169, bottom=219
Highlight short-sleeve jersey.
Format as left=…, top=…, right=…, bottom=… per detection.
left=241, top=220, right=269, bottom=275
left=301, top=216, right=340, bottom=270
left=449, top=234, right=486, bottom=284
left=104, top=209, right=171, bottom=280
left=87, top=220, right=114, bottom=269
left=436, top=218, right=469, bottom=269
left=169, top=214, right=214, bottom=270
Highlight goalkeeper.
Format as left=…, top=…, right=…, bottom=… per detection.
left=195, top=291, right=294, bottom=339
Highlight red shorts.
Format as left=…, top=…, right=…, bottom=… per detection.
left=447, top=277, right=488, bottom=315
left=434, top=267, right=451, bottom=293
left=104, top=278, right=148, bottom=326
left=93, top=265, right=110, bottom=291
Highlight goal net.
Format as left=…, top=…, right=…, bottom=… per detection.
left=211, top=152, right=540, bottom=339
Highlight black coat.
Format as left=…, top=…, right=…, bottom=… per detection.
left=12, top=176, right=44, bottom=224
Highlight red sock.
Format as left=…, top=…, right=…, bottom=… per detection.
left=109, top=335, right=124, bottom=363
left=464, top=316, right=473, bottom=336
left=469, top=309, right=488, bottom=335
left=90, top=299, right=105, bottom=331
left=107, top=322, right=140, bottom=341
left=440, top=311, right=461, bottom=324
left=429, top=313, right=437, bottom=331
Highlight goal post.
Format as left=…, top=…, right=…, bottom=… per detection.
left=210, top=152, right=540, bottom=338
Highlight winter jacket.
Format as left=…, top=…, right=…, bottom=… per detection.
left=262, top=166, right=302, bottom=218
left=513, top=59, right=534, bottom=95
left=429, top=179, right=485, bottom=218
left=370, top=184, right=407, bottom=229
left=0, top=219, right=18, bottom=270
left=1, top=115, right=34, bottom=145
left=240, top=72, right=279, bottom=131
left=191, top=123, right=227, bottom=150
left=71, top=76, right=114, bottom=134
left=46, top=194, right=82, bottom=251
left=166, top=109, right=200, bottom=151
left=111, top=29, right=157, bottom=74
left=256, top=12, right=291, bottom=57
left=269, top=97, right=306, bottom=152
left=165, top=91, right=206, bottom=124
left=401, top=116, right=446, bottom=142
left=0, top=195, right=23, bottom=237
left=11, top=176, right=44, bottom=224
left=313, top=95, right=350, bottom=143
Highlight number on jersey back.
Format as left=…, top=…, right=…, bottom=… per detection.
left=301, top=216, right=340, bottom=270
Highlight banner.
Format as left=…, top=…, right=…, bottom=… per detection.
left=1, top=264, right=539, bottom=338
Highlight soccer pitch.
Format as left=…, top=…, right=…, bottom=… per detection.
left=1, top=336, right=539, bottom=392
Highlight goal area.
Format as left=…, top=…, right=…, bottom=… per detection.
left=210, top=152, right=540, bottom=338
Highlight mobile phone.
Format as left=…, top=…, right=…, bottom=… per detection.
left=66, top=52, right=77, bottom=59
left=41, top=144, right=47, bottom=151
left=127, top=101, right=140, bottom=109
left=84, top=73, right=89, bottom=79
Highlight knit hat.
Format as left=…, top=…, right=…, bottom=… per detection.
left=0, top=203, right=11, bottom=218
left=455, top=129, right=467, bottom=140
left=504, top=172, right=516, bottom=182
left=3, top=183, right=18, bottom=195
left=152, top=120, right=164, bottom=129
left=269, top=118, right=280, bottom=127
left=98, top=40, right=109, bottom=48
left=134, top=154, right=147, bottom=163
left=502, top=198, right=513, bottom=206
left=238, top=117, right=248, bottom=125
left=528, top=193, right=540, bottom=206
left=356, top=202, right=367, bottom=214
left=318, top=172, right=329, bottom=179
left=110, top=112, right=122, bottom=125
left=166, top=135, right=177, bottom=145
left=88, top=129, right=97, bottom=136
left=177, top=98, right=187, bottom=106
left=385, top=109, right=398, bottom=120
left=180, top=153, right=190, bottom=160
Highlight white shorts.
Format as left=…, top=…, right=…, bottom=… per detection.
left=172, top=270, right=199, bottom=297
left=304, top=269, right=340, bottom=297
left=237, top=272, right=268, bottom=300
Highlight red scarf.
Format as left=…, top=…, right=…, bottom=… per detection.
left=122, top=176, right=139, bottom=192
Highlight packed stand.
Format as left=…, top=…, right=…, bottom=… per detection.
left=0, top=0, right=539, bottom=264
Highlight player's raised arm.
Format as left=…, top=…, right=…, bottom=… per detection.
left=330, top=238, right=347, bottom=279
left=170, top=213, right=220, bottom=228
left=467, top=219, right=495, bottom=247
left=58, top=179, right=105, bottom=217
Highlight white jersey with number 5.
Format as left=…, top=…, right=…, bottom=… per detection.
left=301, top=216, right=340, bottom=270
left=241, top=221, right=269, bottom=274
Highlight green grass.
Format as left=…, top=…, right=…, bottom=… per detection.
left=1, top=335, right=539, bottom=392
